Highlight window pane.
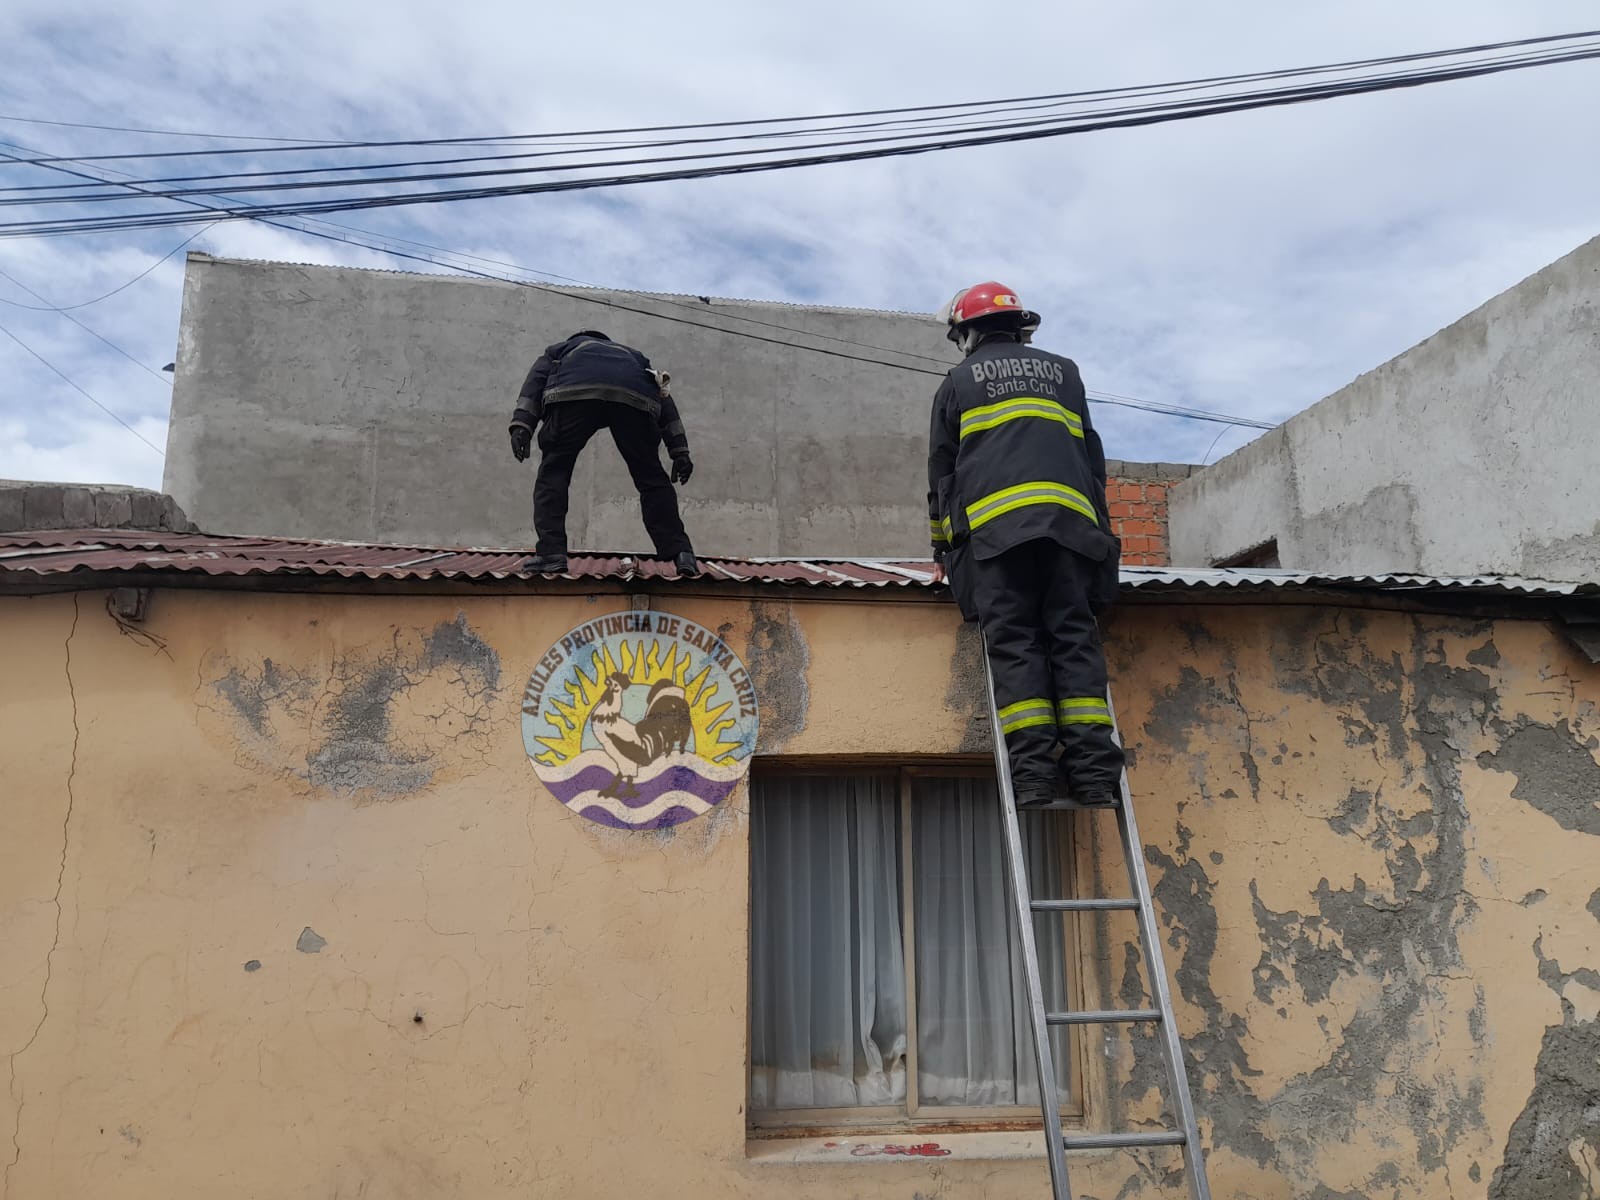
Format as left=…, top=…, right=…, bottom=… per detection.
left=749, top=775, right=907, bottom=1110
left=911, top=777, right=1071, bottom=1107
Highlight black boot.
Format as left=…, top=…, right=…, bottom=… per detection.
left=523, top=553, right=568, bottom=574
left=1073, top=783, right=1121, bottom=807
left=1014, top=779, right=1056, bottom=809
left=674, top=550, right=701, bottom=578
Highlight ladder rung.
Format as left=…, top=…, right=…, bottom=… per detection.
left=1014, top=799, right=1120, bottom=812
left=1031, top=898, right=1138, bottom=912
left=1064, top=1131, right=1187, bottom=1151
left=1047, top=1008, right=1161, bottom=1026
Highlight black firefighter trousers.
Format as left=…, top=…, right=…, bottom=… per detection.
left=532, top=401, right=693, bottom=559
left=964, top=537, right=1124, bottom=797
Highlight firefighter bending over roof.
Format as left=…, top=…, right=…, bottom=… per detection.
left=509, top=330, right=699, bottom=577
left=927, top=282, right=1123, bottom=807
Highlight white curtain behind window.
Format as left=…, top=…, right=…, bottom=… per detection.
left=912, top=776, right=1071, bottom=1107
left=749, top=775, right=907, bottom=1109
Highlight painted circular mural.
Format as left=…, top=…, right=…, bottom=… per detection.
left=521, top=610, right=759, bottom=830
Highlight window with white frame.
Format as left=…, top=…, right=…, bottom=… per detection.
left=748, top=767, right=1079, bottom=1127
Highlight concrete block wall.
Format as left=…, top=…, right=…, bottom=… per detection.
left=0, top=480, right=195, bottom=534
left=164, top=255, right=952, bottom=557
left=164, top=256, right=1200, bottom=560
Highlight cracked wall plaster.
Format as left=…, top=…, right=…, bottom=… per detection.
left=200, top=613, right=502, bottom=800
left=1491, top=940, right=1600, bottom=1200
left=1093, top=607, right=1593, bottom=1197
left=746, top=601, right=808, bottom=753
left=1476, top=719, right=1600, bottom=835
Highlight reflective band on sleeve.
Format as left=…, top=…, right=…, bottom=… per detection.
left=930, top=516, right=951, bottom=546
left=998, top=697, right=1056, bottom=735
left=966, top=481, right=1099, bottom=531
left=960, top=396, right=1085, bottom=441
left=1058, top=697, right=1113, bottom=726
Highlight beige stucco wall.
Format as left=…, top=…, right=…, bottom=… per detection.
left=2, top=585, right=1598, bottom=1198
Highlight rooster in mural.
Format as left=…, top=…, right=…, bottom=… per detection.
left=589, top=673, right=694, bottom=798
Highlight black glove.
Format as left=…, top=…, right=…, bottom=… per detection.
left=670, top=453, right=693, bottom=484
left=1088, top=537, right=1122, bottom=617
left=510, top=426, right=532, bottom=462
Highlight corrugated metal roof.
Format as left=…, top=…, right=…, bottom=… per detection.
left=1121, top=565, right=1600, bottom=598
left=0, top=530, right=936, bottom=587
left=1, top=530, right=1597, bottom=599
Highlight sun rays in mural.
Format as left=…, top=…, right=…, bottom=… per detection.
left=527, top=638, right=743, bottom=768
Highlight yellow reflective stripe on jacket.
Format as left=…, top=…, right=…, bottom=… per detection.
left=960, top=396, right=1085, bottom=441
left=930, top=517, right=950, bottom=545
left=1058, top=697, right=1113, bottom=726
left=998, top=697, right=1055, bottom=735
left=966, top=481, right=1099, bottom=531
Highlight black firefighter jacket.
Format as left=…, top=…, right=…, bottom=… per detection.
left=509, top=332, right=690, bottom=458
left=927, top=337, right=1120, bottom=616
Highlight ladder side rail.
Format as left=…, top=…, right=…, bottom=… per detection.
left=982, top=638, right=1073, bottom=1200
left=1109, top=697, right=1213, bottom=1200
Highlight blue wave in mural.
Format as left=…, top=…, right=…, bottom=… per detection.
left=542, top=760, right=739, bottom=830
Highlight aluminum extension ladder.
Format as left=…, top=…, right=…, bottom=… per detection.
left=982, top=645, right=1211, bottom=1200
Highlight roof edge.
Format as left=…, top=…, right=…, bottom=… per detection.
left=186, top=253, right=940, bottom=320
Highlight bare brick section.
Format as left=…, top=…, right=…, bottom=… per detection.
left=0, top=480, right=196, bottom=534
left=1105, top=461, right=1199, bottom=567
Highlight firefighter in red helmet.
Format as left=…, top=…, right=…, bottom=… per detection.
left=927, top=282, right=1123, bottom=807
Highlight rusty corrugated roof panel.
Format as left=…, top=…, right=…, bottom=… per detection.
left=1, top=530, right=1596, bottom=598
left=0, top=530, right=937, bottom=588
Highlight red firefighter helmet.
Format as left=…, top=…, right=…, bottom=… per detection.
left=942, top=281, right=1041, bottom=342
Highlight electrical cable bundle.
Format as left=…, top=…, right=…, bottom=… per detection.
left=1, top=30, right=1596, bottom=238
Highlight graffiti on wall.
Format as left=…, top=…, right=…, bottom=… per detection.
left=521, top=611, right=759, bottom=830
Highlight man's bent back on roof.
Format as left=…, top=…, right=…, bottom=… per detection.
left=509, top=329, right=700, bottom=577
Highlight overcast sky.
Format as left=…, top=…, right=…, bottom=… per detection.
left=2, top=0, right=1597, bottom=491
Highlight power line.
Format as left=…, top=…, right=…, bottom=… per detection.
left=0, top=112, right=334, bottom=144
left=0, top=223, right=214, bottom=310
left=0, top=317, right=165, bottom=455
left=5, top=40, right=1597, bottom=240
left=0, top=141, right=1276, bottom=430
left=5, top=27, right=1595, bottom=166
left=7, top=137, right=946, bottom=388
left=0, top=265, right=173, bottom=383
left=10, top=39, right=1582, bottom=194
left=270, top=222, right=1277, bottom=429
left=7, top=38, right=1599, bottom=211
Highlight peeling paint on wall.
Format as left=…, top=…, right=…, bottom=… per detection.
left=1141, top=827, right=1274, bottom=1167
left=210, top=657, right=315, bottom=740
left=1249, top=881, right=1356, bottom=1005
left=747, top=601, right=809, bottom=752
left=1476, top=719, right=1600, bottom=835
left=295, top=927, right=326, bottom=954
left=943, top=622, right=990, bottom=753
left=199, top=613, right=502, bottom=799
left=1110, top=612, right=1518, bottom=1191
left=1492, top=940, right=1600, bottom=1199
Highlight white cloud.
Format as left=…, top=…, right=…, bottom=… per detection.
left=0, top=411, right=166, bottom=486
